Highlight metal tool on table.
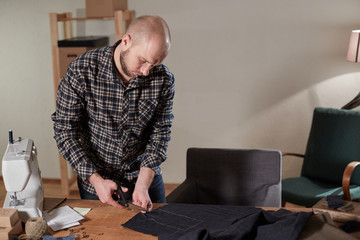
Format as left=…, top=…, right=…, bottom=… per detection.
left=113, top=182, right=149, bottom=213
left=2, top=130, right=44, bottom=222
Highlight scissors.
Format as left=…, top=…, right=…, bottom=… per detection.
left=113, top=183, right=149, bottom=213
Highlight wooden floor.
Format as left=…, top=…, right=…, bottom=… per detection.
left=0, top=178, right=179, bottom=200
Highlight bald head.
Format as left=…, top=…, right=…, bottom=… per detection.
left=125, top=15, right=171, bottom=58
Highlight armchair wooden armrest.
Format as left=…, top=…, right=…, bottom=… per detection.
left=342, top=161, right=360, bottom=201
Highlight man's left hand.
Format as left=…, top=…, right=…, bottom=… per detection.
left=132, top=167, right=155, bottom=211
left=132, top=186, right=153, bottom=212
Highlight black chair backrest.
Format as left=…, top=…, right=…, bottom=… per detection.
left=186, top=148, right=282, bottom=207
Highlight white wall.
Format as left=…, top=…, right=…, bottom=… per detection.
left=1, top=0, right=360, bottom=183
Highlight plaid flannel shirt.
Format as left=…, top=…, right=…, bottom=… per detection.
left=51, top=41, right=175, bottom=194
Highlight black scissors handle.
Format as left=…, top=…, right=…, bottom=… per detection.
left=116, top=184, right=129, bottom=207
left=113, top=181, right=135, bottom=207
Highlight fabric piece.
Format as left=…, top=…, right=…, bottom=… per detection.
left=340, top=221, right=360, bottom=233
left=123, top=204, right=313, bottom=240
left=299, top=212, right=358, bottom=240
left=326, top=195, right=344, bottom=209
left=336, top=202, right=354, bottom=212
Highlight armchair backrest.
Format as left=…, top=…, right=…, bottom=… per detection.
left=301, top=107, right=360, bottom=185
left=186, top=148, right=282, bottom=207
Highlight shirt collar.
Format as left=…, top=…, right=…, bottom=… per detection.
left=110, top=40, right=151, bottom=90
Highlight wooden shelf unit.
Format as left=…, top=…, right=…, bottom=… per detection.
left=49, top=10, right=134, bottom=196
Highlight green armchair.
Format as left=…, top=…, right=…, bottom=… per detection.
left=282, top=107, right=360, bottom=207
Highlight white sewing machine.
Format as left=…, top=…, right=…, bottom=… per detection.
left=2, top=132, right=44, bottom=222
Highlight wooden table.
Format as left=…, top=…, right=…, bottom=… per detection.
left=44, top=198, right=157, bottom=239
left=11, top=198, right=359, bottom=239
left=44, top=198, right=316, bottom=239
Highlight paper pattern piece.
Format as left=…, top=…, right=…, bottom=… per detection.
left=43, top=206, right=84, bottom=231
left=73, top=207, right=91, bottom=216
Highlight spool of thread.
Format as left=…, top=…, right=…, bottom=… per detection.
left=25, top=217, right=47, bottom=238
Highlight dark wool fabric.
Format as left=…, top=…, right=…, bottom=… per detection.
left=123, top=204, right=313, bottom=240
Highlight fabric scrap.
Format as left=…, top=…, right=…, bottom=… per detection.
left=340, top=221, right=360, bottom=233
left=326, top=195, right=344, bottom=209
left=299, top=212, right=358, bottom=240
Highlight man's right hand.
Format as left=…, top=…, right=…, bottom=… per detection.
left=88, top=172, right=126, bottom=208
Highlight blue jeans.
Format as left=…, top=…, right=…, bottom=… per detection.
left=77, top=174, right=166, bottom=203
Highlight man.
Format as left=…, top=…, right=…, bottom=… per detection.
left=51, top=15, right=174, bottom=212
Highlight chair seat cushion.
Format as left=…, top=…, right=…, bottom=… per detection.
left=282, top=177, right=360, bottom=207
